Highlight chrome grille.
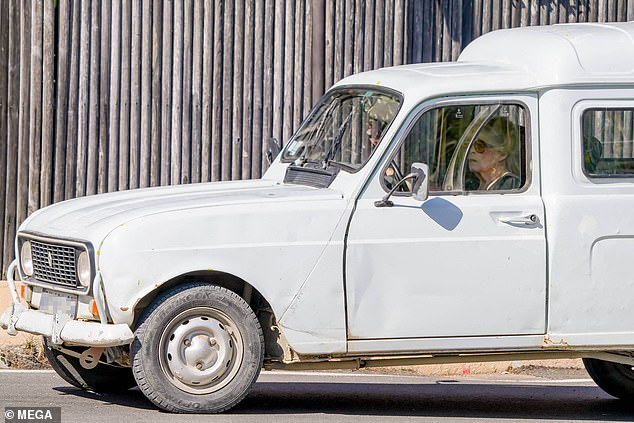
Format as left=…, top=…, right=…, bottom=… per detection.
left=31, top=241, right=78, bottom=287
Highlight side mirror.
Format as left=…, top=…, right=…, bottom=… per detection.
left=410, top=162, right=428, bottom=202
left=266, top=137, right=282, bottom=165
left=374, top=162, right=429, bottom=208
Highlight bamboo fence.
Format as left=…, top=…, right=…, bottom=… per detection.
left=1, top=0, right=634, bottom=272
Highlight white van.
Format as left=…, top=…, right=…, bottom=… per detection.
left=3, top=22, right=634, bottom=413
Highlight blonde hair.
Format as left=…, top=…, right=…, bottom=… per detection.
left=477, top=116, right=521, bottom=176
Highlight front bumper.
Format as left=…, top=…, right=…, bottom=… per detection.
left=0, top=305, right=134, bottom=347
left=1, top=260, right=133, bottom=347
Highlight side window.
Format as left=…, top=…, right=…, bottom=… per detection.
left=383, top=103, right=528, bottom=193
left=583, top=108, right=634, bottom=177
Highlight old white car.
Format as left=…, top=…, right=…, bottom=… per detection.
left=3, top=22, right=634, bottom=412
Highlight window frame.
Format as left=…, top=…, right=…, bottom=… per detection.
left=378, top=96, right=533, bottom=196
left=280, top=84, right=404, bottom=174
left=580, top=106, right=634, bottom=179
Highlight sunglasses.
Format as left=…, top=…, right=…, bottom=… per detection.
left=473, top=139, right=489, bottom=153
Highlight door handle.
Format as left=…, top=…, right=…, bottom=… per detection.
left=498, top=214, right=538, bottom=226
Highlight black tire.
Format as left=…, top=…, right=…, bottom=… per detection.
left=131, top=283, right=264, bottom=413
left=583, top=357, right=634, bottom=400
left=42, top=337, right=136, bottom=393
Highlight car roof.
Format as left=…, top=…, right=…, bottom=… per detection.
left=334, top=22, right=634, bottom=101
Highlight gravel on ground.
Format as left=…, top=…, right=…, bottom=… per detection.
left=0, top=336, right=50, bottom=370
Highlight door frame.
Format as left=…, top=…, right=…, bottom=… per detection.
left=343, top=93, right=547, bottom=354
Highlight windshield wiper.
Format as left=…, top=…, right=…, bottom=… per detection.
left=322, top=111, right=353, bottom=169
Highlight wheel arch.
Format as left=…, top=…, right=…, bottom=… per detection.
left=130, top=270, right=288, bottom=361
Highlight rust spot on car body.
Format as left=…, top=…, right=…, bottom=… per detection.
left=543, top=335, right=570, bottom=348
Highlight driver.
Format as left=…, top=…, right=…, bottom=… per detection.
left=467, top=117, right=521, bottom=191
left=367, top=119, right=386, bottom=148
left=369, top=119, right=400, bottom=189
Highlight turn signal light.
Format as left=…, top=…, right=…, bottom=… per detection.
left=89, top=299, right=100, bottom=318
left=16, top=283, right=31, bottom=302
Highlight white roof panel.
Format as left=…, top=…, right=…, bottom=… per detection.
left=459, top=22, right=634, bottom=84
left=333, top=22, right=634, bottom=101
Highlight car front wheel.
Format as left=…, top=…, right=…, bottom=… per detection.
left=131, top=283, right=264, bottom=413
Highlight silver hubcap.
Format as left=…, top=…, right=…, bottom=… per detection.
left=159, top=307, right=244, bottom=394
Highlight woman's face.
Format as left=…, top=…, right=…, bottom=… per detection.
left=468, top=139, right=507, bottom=174
left=367, top=122, right=381, bottom=147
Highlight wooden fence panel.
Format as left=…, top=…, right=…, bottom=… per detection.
left=4, top=0, right=634, bottom=273
left=303, top=1, right=313, bottom=114
left=242, top=0, right=255, bottom=180
left=423, top=1, right=434, bottom=61
left=353, top=0, right=364, bottom=74
left=129, top=0, right=142, bottom=190
left=150, top=0, right=162, bottom=187
left=181, top=0, right=193, bottom=184
left=0, top=0, right=7, bottom=272
left=41, top=0, right=54, bottom=207
left=64, top=1, right=78, bottom=194
left=3, top=0, right=21, bottom=272
left=160, top=0, right=173, bottom=186
left=325, top=0, right=335, bottom=89
left=374, top=0, right=385, bottom=68
left=364, top=0, right=375, bottom=71
left=54, top=1, right=70, bottom=202
left=191, top=0, right=203, bottom=183
left=263, top=0, right=277, bottom=175
left=140, top=0, right=152, bottom=188
left=75, top=0, right=90, bottom=198
left=108, top=0, right=122, bottom=192
left=171, top=0, right=183, bottom=184
left=384, top=0, right=394, bottom=66
left=251, top=1, right=264, bottom=178
left=282, top=0, right=294, bottom=153
left=28, top=1, right=42, bottom=216
left=86, top=0, right=101, bottom=197
left=211, top=0, right=223, bottom=181
left=293, top=1, right=305, bottom=132
left=394, top=0, right=406, bottom=65
left=271, top=0, right=284, bottom=150
left=15, top=0, right=30, bottom=233
left=232, top=1, right=244, bottom=181
left=344, top=0, right=354, bottom=77
left=201, top=0, right=213, bottom=181
left=119, top=0, right=131, bottom=190
left=98, top=0, right=111, bottom=194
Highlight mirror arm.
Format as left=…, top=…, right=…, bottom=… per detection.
left=266, top=137, right=282, bottom=165
left=374, top=173, right=417, bottom=208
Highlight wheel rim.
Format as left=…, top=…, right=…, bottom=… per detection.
left=158, top=307, right=244, bottom=394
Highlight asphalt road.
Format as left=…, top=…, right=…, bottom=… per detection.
left=1, top=369, right=633, bottom=423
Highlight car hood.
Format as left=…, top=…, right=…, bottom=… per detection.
left=18, top=179, right=344, bottom=246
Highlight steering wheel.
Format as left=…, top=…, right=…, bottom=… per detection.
left=442, top=105, right=501, bottom=191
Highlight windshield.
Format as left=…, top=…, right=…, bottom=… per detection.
left=282, top=87, right=401, bottom=171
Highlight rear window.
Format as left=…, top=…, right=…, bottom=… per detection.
left=583, top=108, right=634, bottom=177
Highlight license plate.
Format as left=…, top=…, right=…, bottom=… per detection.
left=39, top=289, right=78, bottom=318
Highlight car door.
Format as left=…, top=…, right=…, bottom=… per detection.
left=345, top=96, right=547, bottom=350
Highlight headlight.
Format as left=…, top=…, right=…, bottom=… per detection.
left=21, top=241, right=33, bottom=276
left=77, top=251, right=91, bottom=287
